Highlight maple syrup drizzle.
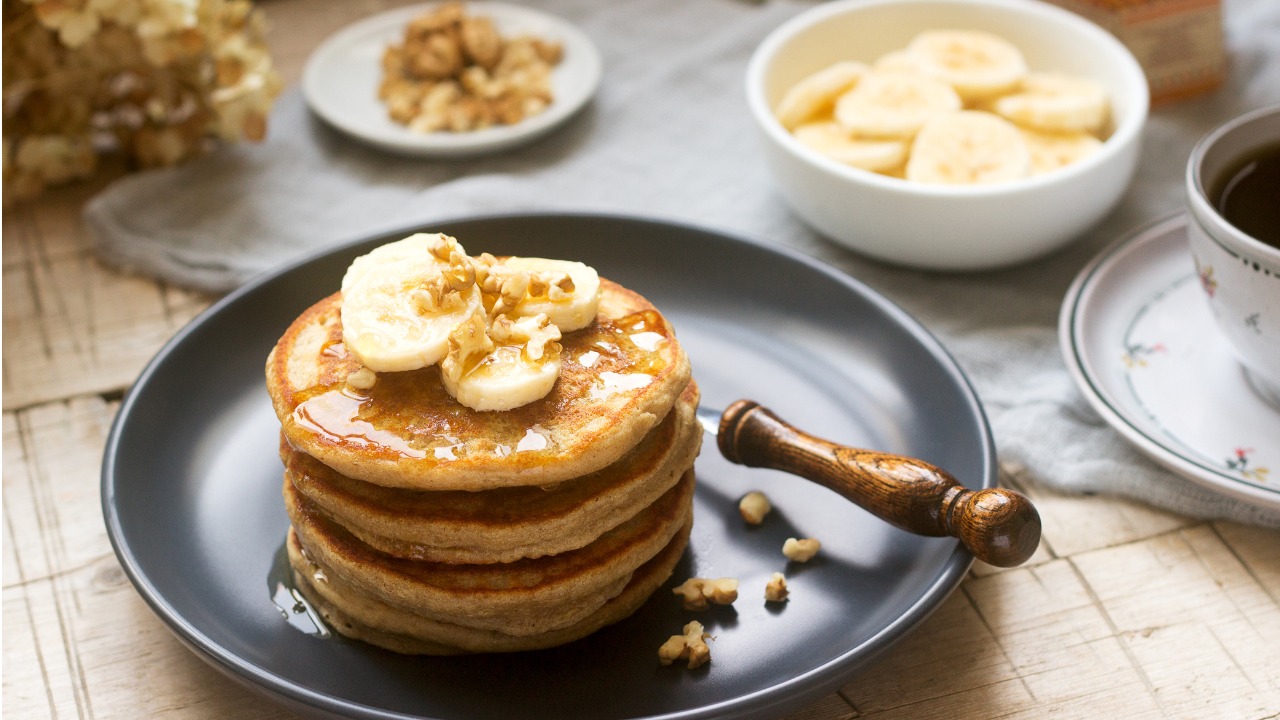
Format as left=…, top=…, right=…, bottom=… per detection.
left=290, top=386, right=427, bottom=459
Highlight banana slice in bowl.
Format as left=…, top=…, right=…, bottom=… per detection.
left=1020, top=128, right=1104, bottom=175
left=793, top=121, right=909, bottom=172
left=834, top=71, right=962, bottom=139
left=994, top=73, right=1110, bottom=135
left=773, top=61, right=869, bottom=130
left=906, top=29, right=1028, bottom=103
left=906, top=110, right=1030, bottom=184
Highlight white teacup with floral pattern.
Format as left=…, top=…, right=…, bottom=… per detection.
left=1186, top=104, right=1280, bottom=408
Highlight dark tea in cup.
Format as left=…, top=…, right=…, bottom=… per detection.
left=1212, top=142, right=1280, bottom=249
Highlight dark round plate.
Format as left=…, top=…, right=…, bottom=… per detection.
left=102, top=213, right=993, bottom=720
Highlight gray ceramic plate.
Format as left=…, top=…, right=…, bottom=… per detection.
left=102, top=213, right=993, bottom=720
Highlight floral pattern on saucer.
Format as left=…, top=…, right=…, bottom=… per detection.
left=1061, top=214, right=1280, bottom=510
left=1225, top=447, right=1270, bottom=484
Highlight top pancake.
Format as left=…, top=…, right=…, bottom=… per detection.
left=266, top=279, right=692, bottom=490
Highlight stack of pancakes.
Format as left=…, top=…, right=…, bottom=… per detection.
left=266, top=278, right=698, bottom=654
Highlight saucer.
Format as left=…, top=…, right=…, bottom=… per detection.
left=302, top=3, right=602, bottom=158
left=1060, top=214, right=1280, bottom=510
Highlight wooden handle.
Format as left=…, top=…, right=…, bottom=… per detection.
left=717, top=400, right=1041, bottom=568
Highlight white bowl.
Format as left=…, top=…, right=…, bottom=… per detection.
left=303, top=2, right=602, bottom=158
left=746, top=0, right=1149, bottom=271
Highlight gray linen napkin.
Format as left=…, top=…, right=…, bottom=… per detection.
left=87, top=0, right=1280, bottom=527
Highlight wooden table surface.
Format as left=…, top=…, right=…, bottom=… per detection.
left=4, top=1, right=1279, bottom=718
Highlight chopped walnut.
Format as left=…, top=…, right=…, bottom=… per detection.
left=427, top=234, right=463, bottom=262
left=658, top=621, right=712, bottom=669
left=408, top=32, right=463, bottom=80
left=440, top=312, right=494, bottom=384
left=783, top=537, right=821, bottom=563
left=460, top=16, right=501, bottom=69
left=738, top=491, right=772, bottom=525
left=411, top=273, right=469, bottom=314
left=345, top=367, right=377, bottom=390
left=528, top=270, right=574, bottom=300
left=483, top=265, right=534, bottom=316
left=380, top=2, right=563, bottom=133
left=490, top=313, right=562, bottom=362
left=672, top=577, right=739, bottom=611
left=764, top=572, right=789, bottom=603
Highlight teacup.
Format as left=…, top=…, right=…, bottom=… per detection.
left=1185, top=104, right=1280, bottom=407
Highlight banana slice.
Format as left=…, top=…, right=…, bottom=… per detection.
left=440, top=313, right=563, bottom=411
left=340, top=232, right=452, bottom=292
left=774, top=61, right=868, bottom=130
left=906, top=110, right=1031, bottom=185
left=1020, top=128, right=1103, bottom=175
left=872, top=50, right=924, bottom=74
left=793, top=121, right=910, bottom=172
left=834, top=71, right=962, bottom=139
left=994, top=73, right=1110, bottom=135
left=906, top=30, right=1028, bottom=102
left=500, top=257, right=601, bottom=332
left=340, top=234, right=483, bottom=373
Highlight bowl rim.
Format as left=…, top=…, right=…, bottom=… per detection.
left=745, top=0, right=1150, bottom=197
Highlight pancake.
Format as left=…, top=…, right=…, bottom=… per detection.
left=288, top=519, right=691, bottom=655
left=266, top=279, right=692, bottom=491
left=285, top=470, right=695, bottom=636
left=285, top=382, right=702, bottom=564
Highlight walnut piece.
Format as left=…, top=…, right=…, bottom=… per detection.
left=657, top=621, right=712, bottom=669
left=764, top=572, right=789, bottom=603
left=490, top=313, right=562, bottom=362
left=440, top=312, right=495, bottom=385
left=738, top=491, right=772, bottom=525
left=672, top=577, right=739, bottom=611
left=379, top=2, right=563, bottom=133
left=460, top=16, right=502, bottom=69
left=782, top=537, right=821, bottom=563
left=411, top=273, right=469, bottom=314
left=485, top=266, right=532, bottom=316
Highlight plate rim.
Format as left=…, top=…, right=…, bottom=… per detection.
left=300, top=1, right=603, bottom=158
left=1058, top=212, right=1280, bottom=510
left=102, top=211, right=992, bottom=719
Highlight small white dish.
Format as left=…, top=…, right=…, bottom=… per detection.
left=1060, top=214, right=1280, bottom=510
left=302, top=2, right=602, bottom=158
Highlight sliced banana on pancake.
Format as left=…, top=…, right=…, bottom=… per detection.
left=773, top=61, right=868, bottom=131
left=440, top=312, right=563, bottom=411
left=1019, top=128, right=1103, bottom=175
left=340, top=234, right=484, bottom=373
left=906, top=29, right=1027, bottom=102
left=792, top=121, right=909, bottom=172
left=906, top=110, right=1031, bottom=184
left=834, top=71, right=962, bottom=139
left=500, top=257, right=601, bottom=332
left=994, top=73, right=1109, bottom=135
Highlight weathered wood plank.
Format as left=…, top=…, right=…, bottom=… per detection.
left=1214, top=521, right=1280, bottom=601
left=840, top=591, right=1034, bottom=718
left=1072, top=528, right=1280, bottom=719
left=4, top=556, right=299, bottom=720
left=780, top=693, right=859, bottom=720
left=964, top=559, right=1163, bottom=718
left=1006, top=473, right=1194, bottom=558
left=2, top=200, right=212, bottom=411
left=3, top=398, right=117, bottom=585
